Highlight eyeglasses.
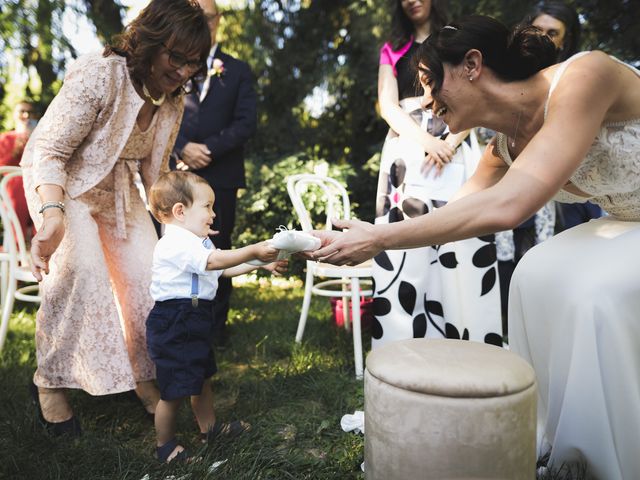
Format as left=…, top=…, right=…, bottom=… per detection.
left=162, top=43, right=204, bottom=73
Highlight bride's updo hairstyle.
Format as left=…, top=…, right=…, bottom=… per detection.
left=417, top=15, right=557, bottom=95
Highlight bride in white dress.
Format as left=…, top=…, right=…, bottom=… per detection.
left=308, top=16, right=640, bottom=480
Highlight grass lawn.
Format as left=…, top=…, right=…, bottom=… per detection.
left=0, top=276, right=585, bottom=480
left=0, top=277, right=365, bottom=480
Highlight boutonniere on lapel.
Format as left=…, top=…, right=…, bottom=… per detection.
left=208, top=59, right=225, bottom=79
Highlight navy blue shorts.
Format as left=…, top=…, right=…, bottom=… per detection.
left=146, top=299, right=217, bottom=401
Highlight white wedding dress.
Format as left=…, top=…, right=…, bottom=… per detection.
left=498, top=52, right=640, bottom=479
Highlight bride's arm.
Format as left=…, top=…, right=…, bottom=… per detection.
left=315, top=52, right=620, bottom=264
left=310, top=139, right=508, bottom=261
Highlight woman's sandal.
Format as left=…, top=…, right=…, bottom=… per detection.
left=200, top=419, right=251, bottom=443
left=156, top=438, right=190, bottom=463
left=29, top=380, right=82, bottom=437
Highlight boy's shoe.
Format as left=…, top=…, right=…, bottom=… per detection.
left=156, top=438, right=190, bottom=463
left=200, top=419, right=251, bottom=443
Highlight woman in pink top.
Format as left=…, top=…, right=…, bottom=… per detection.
left=372, top=0, right=502, bottom=348
left=21, top=0, right=210, bottom=437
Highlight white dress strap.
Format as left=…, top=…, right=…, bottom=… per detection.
left=543, top=51, right=591, bottom=119
left=544, top=51, right=640, bottom=119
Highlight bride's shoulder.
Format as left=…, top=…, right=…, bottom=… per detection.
left=557, top=52, right=620, bottom=79
left=551, top=52, right=625, bottom=94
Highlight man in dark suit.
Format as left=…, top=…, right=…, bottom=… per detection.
left=174, top=0, right=257, bottom=344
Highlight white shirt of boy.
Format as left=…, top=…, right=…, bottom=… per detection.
left=150, top=224, right=223, bottom=302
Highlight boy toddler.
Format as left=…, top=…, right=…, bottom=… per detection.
left=146, top=171, right=286, bottom=463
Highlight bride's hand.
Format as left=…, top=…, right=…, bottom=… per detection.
left=312, top=218, right=382, bottom=266
left=295, top=229, right=341, bottom=261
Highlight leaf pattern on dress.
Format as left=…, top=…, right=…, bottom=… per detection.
left=472, top=244, right=497, bottom=268
left=439, top=251, right=458, bottom=268
left=481, top=268, right=497, bottom=296
left=389, top=207, right=404, bottom=223
left=398, top=281, right=417, bottom=315
left=390, top=159, right=406, bottom=187
left=373, top=251, right=394, bottom=271
left=484, top=332, right=503, bottom=346
left=402, top=198, right=429, bottom=218
left=412, top=313, right=427, bottom=338
left=373, top=296, right=392, bottom=317
left=372, top=317, right=384, bottom=339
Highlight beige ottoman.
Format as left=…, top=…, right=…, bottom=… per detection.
left=365, top=339, right=536, bottom=480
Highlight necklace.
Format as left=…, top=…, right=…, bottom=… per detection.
left=142, top=83, right=166, bottom=106
left=510, top=109, right=522, bottom=149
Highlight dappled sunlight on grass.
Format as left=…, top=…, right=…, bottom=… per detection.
left=0, top=280, right=584, bottom=479
left=0, top=280, right=366, bottom=479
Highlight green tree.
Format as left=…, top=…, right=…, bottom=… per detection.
left=0, top=0, right=123, bottom=114
left=1, top=0, right=637, bottom=241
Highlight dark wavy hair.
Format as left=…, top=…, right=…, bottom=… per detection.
left=103, top=0, right=211, bottom=96
left=522, top=1, right=581, bottom=61
left=390, top=0, right=449, bottom=50
left=415, top=15, right=557, bottom=96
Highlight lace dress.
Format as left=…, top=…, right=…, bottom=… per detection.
left=373, top=41, right=502, bottom=348
left=503, top=53, right=640, bottom=479
left=32, top=116, right=160, bottom=395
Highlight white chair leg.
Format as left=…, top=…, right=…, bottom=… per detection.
left=296, top=268, right=314, bottom=343
left=341, top=278, right=350, bottom=332
left=0, top=278, right=16, bottom=352
left=351, top=277, right=364, bottom=380
left=0, top=261, right=7, bottom=308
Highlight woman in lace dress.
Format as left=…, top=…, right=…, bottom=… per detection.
left=20, top=0, right=210, bottom=436
left=311, top=16, right=640, bottom=479
left=374, top=0, right=501, bottom=347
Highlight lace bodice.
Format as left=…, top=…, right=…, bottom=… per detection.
left=497, top=53, right=640, bottom=221
left=121, top=114, right=158, bottom=160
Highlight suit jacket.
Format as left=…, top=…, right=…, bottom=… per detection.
left=21, top=52, right=183, bottom=200
left=174, top=48, right=257, bottom=189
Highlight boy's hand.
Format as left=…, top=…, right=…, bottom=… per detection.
left=261, top=259, right=289, bottom=276
left=254, top=241, right=279, bottom=263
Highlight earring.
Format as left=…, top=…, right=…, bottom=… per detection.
left=469, top=76, right=473, bottom=82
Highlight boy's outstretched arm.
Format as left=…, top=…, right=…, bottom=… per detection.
left=206, top=241, right=277, bottom=271
left=222, top=259, right=289, bottom=278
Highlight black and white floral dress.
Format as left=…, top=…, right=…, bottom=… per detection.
left=372, top=41, right=502, bottom=348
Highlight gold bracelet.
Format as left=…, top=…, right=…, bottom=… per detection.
left=38, top=201, right=66, bottom=215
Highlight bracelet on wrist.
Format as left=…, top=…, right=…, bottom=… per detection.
left=38, top=201, right=66, bottom=215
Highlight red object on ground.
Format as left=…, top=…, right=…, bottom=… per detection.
left=330, top=297, right=373, bottom=330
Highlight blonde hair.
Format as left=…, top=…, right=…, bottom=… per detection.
left=149, top=171, right=210, bottom=223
